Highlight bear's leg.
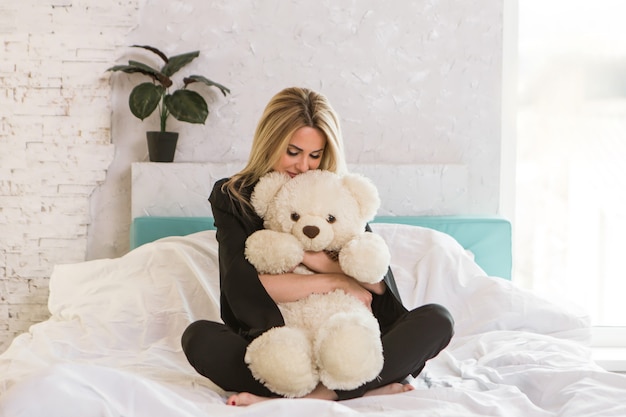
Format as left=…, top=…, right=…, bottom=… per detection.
left=314, top=312, right=384, bottom=391
left=244, top=326, right=318, bottom=398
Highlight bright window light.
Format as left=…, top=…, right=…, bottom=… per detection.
left=515, top=0, right=626, bottom=329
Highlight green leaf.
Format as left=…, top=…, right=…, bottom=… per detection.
left=131, top=45, right=169, bottom=64
left=107, top=64, right=145, bottom=73
left=129, top=83, right=164, bottom=120
left=107, top=62, right=172, bottom=87
left=127, top=60, right=172, bottom=87
left=164, top=90, right=208, bottom=124
left=161, top=51, right=200, bottom=77
left=184, top=75, right=231, bottom=97
left=128, top=60, right=162, bottom=76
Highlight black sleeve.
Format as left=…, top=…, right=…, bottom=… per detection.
left=365, top=223, right=409, bottom=332
left=209, top=179, right=284, bottom=340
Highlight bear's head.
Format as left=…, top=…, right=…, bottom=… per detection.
left=251, top=170, right=381, bottom=252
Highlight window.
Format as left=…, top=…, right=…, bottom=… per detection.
left=514, top=0, right=626, bottom=359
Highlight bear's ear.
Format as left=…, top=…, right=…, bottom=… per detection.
left=341, top=173, right=381, bottom=221
left=251, top=171, right=291, bottom=217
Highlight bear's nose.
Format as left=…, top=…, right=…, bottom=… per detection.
left=302, top=225, right=320, bottom=239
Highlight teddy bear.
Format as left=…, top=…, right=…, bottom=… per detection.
left=243, top=169, right=391, bottom=398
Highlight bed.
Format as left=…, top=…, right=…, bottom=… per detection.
left=1, top=216, right=625, bottom=417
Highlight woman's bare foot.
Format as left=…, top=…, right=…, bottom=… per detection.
left=226, top=384, right=338, bottom=406
left=363, top=382, right=415, bottom=397
left=226, top=392, right=271, bottom=406
left=226, top=382, right=413, bottom=406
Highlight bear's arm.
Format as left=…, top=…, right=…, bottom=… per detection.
left=365, top=223, right=403, bottom=304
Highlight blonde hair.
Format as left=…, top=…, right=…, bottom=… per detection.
left=223, top=87, right=347, bottom=207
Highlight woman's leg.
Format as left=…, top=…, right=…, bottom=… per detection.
left=336, top=303, right=454, bottom=400
left=181, top=320, right=276, bottom=397
left=182, top=305, right=453, bottom=403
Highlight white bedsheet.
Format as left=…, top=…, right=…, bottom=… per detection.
left=1, top=224, right=624, bottom=417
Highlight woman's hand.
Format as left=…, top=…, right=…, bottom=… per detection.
left=333, top=273, right=374, bottom=310
left=301, top=251, right=387, bottom=295
left=300, top=250, right=387, bottom=296
left=300, top=251, right=342, bottom=274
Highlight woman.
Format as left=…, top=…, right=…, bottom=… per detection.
left=181, top=87, right=454, bottom=406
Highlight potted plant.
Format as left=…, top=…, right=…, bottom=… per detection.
left=107, top=45, right=230, bottom=162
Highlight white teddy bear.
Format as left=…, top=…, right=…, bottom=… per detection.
left=243, top=169, right=391, bottom=398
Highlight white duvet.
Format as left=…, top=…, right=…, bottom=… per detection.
left=1, top=224, right=624, bottom=417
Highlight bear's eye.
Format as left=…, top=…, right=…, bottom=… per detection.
left=327, top=214, right=336, bottom=224
left=290, top=212, right=300, bottom=222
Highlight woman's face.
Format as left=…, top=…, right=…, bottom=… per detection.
left=272, top=127, right=326, bottom=178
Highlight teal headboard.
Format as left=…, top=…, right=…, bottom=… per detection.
left=130, top=215, right=512, bottom=280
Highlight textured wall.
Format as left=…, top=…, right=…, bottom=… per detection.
left=92, top=0, right=504, bottom=260
left=1, top=0, right=503, bottom=353
left=131, top=162, right=470, bottom=218
left=0, top=0, right=139, bottom=353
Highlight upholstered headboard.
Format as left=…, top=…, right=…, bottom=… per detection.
left=130, top=215, right=512, bottom=280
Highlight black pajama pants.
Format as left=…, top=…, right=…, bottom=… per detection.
left=181, top=303, right=454, bottom=400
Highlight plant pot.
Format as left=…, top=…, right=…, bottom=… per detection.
left=146, top=131, right=179, bottom=162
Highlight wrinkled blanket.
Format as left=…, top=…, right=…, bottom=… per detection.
left=1, top=224, right=624, bottom=417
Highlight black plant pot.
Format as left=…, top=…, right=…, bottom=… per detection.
left=146, top=131, right=179, bottom=162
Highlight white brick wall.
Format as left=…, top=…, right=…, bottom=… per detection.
left=0, top=0, right=139, bottom=353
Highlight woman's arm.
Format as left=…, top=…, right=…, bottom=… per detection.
left=259, top=271, right=375, bottom=309
left=300, top=251, right=387, bottom=296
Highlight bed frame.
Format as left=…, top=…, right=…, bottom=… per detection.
left=130, top=215, right=512, bottom=280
